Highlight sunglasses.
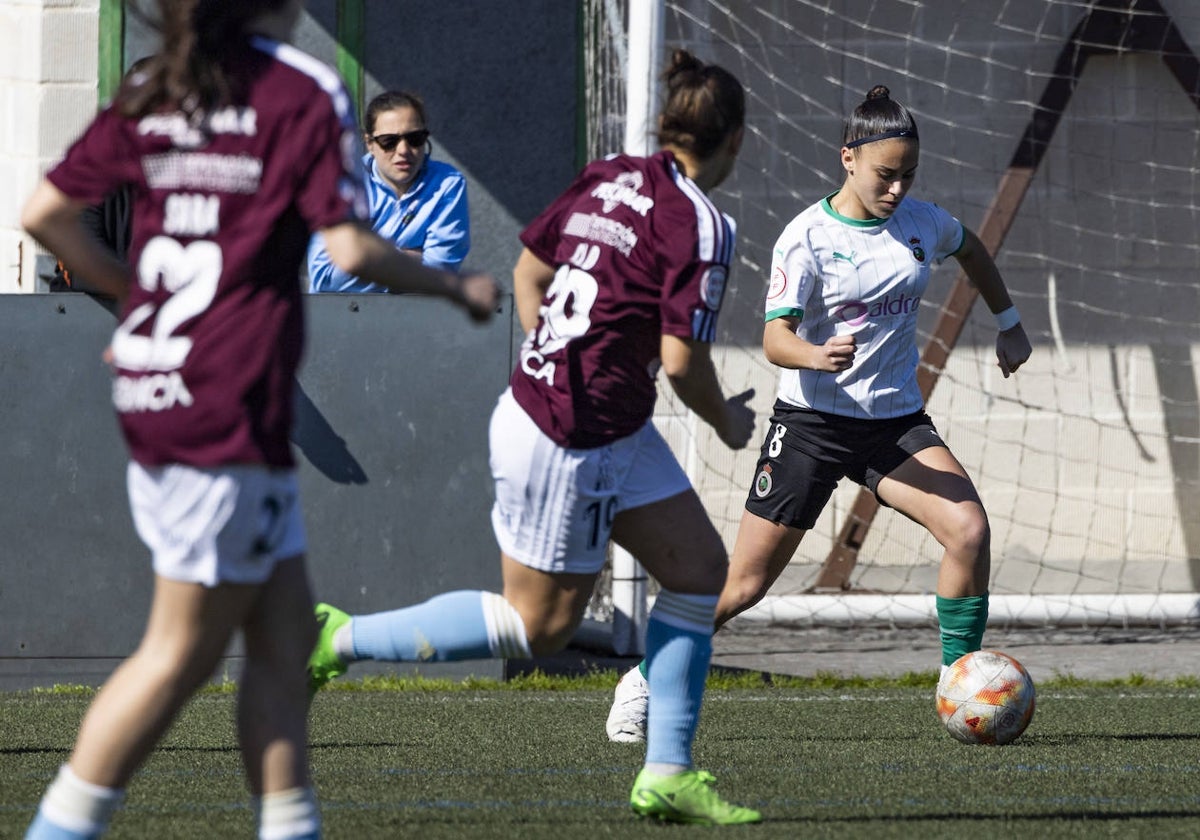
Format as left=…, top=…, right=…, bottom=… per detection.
left=367, top=129, right=430, bottom=152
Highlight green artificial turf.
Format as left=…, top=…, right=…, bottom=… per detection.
left=3, top=674, right=1200, bottom=838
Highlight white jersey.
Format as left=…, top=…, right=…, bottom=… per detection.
left=765, top=193, right=964, bottom=419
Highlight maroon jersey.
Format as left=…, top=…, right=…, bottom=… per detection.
left=512, top=150, right=735, bottom=448
left=47, top=37, right=367, bottom=468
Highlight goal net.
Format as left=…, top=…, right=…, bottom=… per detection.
left=581, top=0, right=1200, bottom=636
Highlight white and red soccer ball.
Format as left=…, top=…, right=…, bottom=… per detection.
left=936, top=649, right=1036, bottom=745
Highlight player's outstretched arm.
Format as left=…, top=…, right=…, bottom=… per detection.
left=954, top=227, right=1031, bottom=377
left=319, top=221, right=498, bottom=321
left=661, top=334, right=755, bottom=449
left=22, top=180, right=131, bottom=303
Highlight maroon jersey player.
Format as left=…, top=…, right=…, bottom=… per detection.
left=303, top=50, right=761, bottom=826
left=48, top=43, right=360, bottom=468
left=512, top=150, right=736, bottom=448
left=20, top=2, right=495, bottom=838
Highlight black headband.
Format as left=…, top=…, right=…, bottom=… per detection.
left=845, top=128, right=917, bottom=149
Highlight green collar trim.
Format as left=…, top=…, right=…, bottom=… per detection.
left=820, top=192, right=887, bottom=228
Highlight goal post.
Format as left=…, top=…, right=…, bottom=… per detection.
left=581, top=0, right=1200, bottom=640
left=593, top=0, right=667, bottom=656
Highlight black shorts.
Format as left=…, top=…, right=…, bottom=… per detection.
left=744, top=401, right=947, bottom=530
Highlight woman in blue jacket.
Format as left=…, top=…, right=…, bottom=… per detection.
left=308, top=90, right=470, bottom=290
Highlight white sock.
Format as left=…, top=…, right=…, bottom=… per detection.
left=38, top=764, right=124, bottom=835
left=480, top=592, right=532, bottom=659
left=644, top=762, right=690, bottom=776
left=332, top=622, right=355, bottom=661
left=255, top=787, right=320, bottom=840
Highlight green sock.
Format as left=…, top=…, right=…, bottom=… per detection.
left=936, top=593, right=989, bottom=666
left=638, top=659, right=648, bottom=679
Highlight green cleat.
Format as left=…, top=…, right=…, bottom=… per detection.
left=629, top=768, right=762, bottom=825
left=307, top=602, right=350, bottom=694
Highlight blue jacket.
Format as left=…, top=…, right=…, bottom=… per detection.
left=307, top=154, right=470, bottom=292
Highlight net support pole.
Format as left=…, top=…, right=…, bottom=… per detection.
left=609, top=0, right=664, bottom=657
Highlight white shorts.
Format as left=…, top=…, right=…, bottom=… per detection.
left=128, top=462, right=307, bottom=587
left=489, top=388, right=692, bottom=575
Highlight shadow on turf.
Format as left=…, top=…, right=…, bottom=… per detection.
left=813, top=809, right=1200, bottom=825
left=0, top=746, right=72, bottom=756
left=308, top=740, right=408, bottom=751
left=1042, top=732, right=1200, bottom=744
left=506, top=642, right=790, bottom=684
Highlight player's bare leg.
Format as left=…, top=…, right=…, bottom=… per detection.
left=25, top=576, right=261, bottom=837
left=499, top=560, right=596, bottom=656
left=237, top=556, right=317, bottom=795
left=613, top=489, right=727, bottom=594
left=877, top=445, right=990, bottom=668
left=715, top=510, right=807, bottom=629
left=877, top=445, right=990, bottom=597
left=605, top=489, right=729, bottom=743
left=607, top=509, right=805, bottom=744
left=69, top=576, right=258, bottom=787
left=238, top=557, right=322, bottom=838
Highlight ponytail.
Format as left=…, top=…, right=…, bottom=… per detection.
left=656, top=49, right=745, bottom=160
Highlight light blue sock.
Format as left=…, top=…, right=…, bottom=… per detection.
left=25, top=813, right=94, bottom=840
left=351, top=590, right=530, bottom=662
left=643, top=590, right=717, bottom=769
left=25, top=766, right=123, bottom=840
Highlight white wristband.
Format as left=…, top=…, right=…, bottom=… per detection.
left=994, top=305, right=1020, bottom=331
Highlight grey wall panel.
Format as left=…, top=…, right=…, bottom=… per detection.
left=297, top=293, right=514, bottom=606
left=0, top=293, right=516, bottom=689
left=1, top=297, right=140, bottom=672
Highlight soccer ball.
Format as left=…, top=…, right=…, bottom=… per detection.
left=936, top=649, right=1035, bottom=745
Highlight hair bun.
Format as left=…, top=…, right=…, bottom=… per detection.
left=865, top=85, right=891, bottom=101
left=665, top=49, right=704, bottom=88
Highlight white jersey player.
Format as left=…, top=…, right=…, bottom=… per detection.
left=767, top=194, right=963, bottom=418
left=606, top=84, right=1032, bottom=742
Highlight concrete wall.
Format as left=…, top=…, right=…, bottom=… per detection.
left=0, top=293, right=516, bottom=690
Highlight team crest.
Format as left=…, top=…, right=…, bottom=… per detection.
left=700, top=265, right=728, bottom=310
left=909, top=236, right=926, bottom=263
left=754, top=465, right=773, bottom=497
